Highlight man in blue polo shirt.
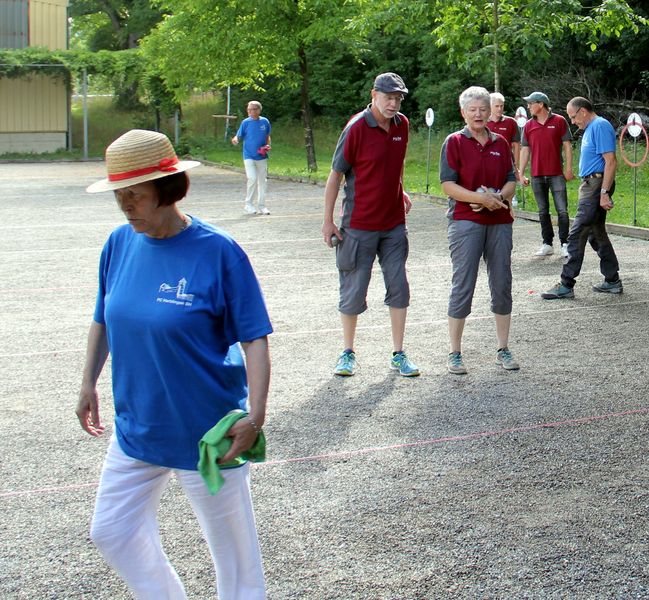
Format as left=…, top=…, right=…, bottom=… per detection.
left=232, top=101, right=272, bottom=215
left=542, top=96, right=622, bottom=299
left=322, top=72, right=419, bottom=378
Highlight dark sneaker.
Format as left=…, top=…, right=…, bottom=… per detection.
left=592, top=279, right=623, bottom=294
left=447, top=351, right=467, bottom=375
left=541, top=282, right=574, bottom=299
left=334, top=350, right=356, bottom=376
left=390, top=351, right=420, bottom=377
left=496, top=347, right=520, bottom=370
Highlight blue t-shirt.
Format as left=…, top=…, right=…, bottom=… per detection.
left=236, top=116, right=271, bottom=161
left=579, top=116, right=616, bottom=177
left=94, top=217, right=273, bottom=470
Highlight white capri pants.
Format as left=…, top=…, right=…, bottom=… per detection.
left=90, top=437, right=266, bottom=600
left=243, top=158, right=268, bottom=209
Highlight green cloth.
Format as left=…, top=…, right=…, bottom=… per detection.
left=197, top=410, right=266, bottom=495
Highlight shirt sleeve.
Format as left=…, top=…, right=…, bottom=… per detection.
left=93, top=240, right=110, bottom=324
left=595, top=119, right=616, bottom=154
left=560, top=116, right=572, bottom=142
left=236, top=120, right=246, bottom=139
left=439, top=134, right=459, bottom=183
left=221, top=245, right=273, bottom=344
left=331, top=125, right=352, bottom=174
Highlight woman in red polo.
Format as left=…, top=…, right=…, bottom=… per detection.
left=439, top=86, right=519, bottom=375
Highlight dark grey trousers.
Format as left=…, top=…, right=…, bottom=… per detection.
left=561, top=178, right=620, bottom=287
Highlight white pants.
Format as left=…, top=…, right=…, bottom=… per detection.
left=243, top=159, right=268, bottom=209
left=91, top=438, right=266, bottom=600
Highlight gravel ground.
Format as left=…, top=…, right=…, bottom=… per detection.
left=1, top=162, right=648, bottom=599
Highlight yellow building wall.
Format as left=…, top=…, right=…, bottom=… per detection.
left=0, top=0, right=69, bottom=150
left=29, top=0, right=69, bottom=50
left=0, top=76, right=67, bottom=132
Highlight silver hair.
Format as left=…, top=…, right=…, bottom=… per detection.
left=490, top=92, right=505, bottom=104
left=459, top=86, right=491, bottom=110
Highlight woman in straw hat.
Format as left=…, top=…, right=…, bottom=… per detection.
left=76, top=129, right=271, bottom=599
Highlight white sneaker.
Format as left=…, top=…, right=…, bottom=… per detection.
left=534, top=243, right=554, bottom=256
left=257, top=207, right=271, bottom=215
left=560, top=243, right=569, bottom=258
left=244, top=204, right=256, bottom=214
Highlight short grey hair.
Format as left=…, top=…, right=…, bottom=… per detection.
left=247, top=100, right=263, bottom=111
left=459, top=86, right=491, bottom=110
left=490, top=92, right=505, bottom=104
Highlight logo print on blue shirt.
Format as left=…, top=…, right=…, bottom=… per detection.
left=157, top=277, right=194, bottom=306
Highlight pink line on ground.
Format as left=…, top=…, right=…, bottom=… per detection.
left=1, top=407, right=647, bottom=499
left=260, top=407, right=649, bottom=466
left=0, top=482, right=99, bottom=498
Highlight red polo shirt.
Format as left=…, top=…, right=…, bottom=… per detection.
left=332, top=107, right=408, bottom=231
left=521, top=112, right=571, bottom=176
left=440, top=128, right=515, bottom=225
left=486, top=115, right=520, bottom=146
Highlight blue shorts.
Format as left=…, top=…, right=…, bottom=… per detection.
left=336, top=224, right=409, bottom=315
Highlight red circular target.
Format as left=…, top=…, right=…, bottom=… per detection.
left=619, top=122, right=649, bottom=168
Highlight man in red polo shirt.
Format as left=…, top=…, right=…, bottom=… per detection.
left=487, top=92, right=521, bottom=206
left=487, top=92, right=520, bottom=173
left=322, top=72, right=419, bottom=378
left=519, top=91, right=574, bottom=257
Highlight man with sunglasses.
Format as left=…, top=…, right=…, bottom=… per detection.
left=542, top=97, right=622, bottom=299
left=519, top=91, right=574, bottom=258
left=322, top=72, right=419, bottom=378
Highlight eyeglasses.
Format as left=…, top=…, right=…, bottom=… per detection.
left=567, top=107, right=583, bottom=120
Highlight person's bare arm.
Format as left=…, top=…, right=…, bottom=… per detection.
left=219, top=336, right=271, bottom=464
left=519, top=146, right=530, bottom=185
left=76, top=321, right=109, bottom=437
left=600, top=151, right=617, bottom=210
left=563, top=140, right=574, bottom=180
left=323, top=170, right=344, bottom=246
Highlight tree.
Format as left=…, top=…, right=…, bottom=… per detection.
left=141, top=0, right=369, bottom=172
left=69, top=0, right=163, bottom=50
left=69, top=0, right=166, bottom=110
left=431, top=0, right=648, bottom=92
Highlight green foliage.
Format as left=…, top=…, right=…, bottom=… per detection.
left=0, top=46, right=142, bottom=80
left=0, top=47, right=71, bottom=84
left=0, top=46, right=178, bottom=115
left=69, top=0, right=163, bottom=50
left=431, top=0, right=646, bottom=89
left=141, top=0, right=368, bottom=100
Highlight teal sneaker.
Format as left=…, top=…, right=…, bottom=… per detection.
left=390, top=351, right=420, bottom=377
left=592, top=279, right=623, bottom=294
left=447, top=351, right=467, bottom=375
left=541, top=282, right=574, bottom=299
left=496, top=347, right=520, bottom=370
left=334, top=350, right=356, bottom=376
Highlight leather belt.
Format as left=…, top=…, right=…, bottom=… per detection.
left=582, top=172, right=603, bottom=180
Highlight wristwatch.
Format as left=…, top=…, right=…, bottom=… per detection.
left=600, top=189, right=609, bottom=195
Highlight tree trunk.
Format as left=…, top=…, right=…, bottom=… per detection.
left=298, top=44, right=317, bottom=172
left=493, top=0, right=500, bottom=92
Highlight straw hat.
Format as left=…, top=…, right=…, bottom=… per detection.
left=87, top=129, right=201, bottom=193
